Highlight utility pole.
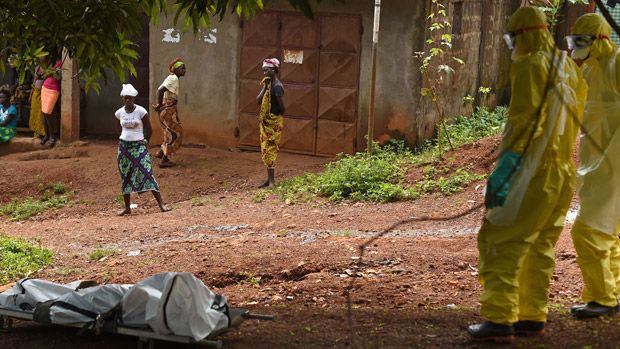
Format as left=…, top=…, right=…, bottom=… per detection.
left=367, top=0, right=381, bottom=155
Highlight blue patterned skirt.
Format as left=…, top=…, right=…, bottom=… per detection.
left=117, top=140, right=160, bottom=194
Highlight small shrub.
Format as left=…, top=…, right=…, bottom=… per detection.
left=89, top=248, right=115, bottom=261
left=0, top=235, right=53, bottom=284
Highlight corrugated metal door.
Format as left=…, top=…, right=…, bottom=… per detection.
left=238, top=12, right=361, bottom=156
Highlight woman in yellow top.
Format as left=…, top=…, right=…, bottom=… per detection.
left=255, top=58, right=285, bottom=188
left=153, top=58, right=185, bottom=168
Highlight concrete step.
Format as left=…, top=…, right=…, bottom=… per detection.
left=0, top=136, right=46, bottom=157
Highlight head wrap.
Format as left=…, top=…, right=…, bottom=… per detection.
left=169, top=58, right=185, bottom=72
left=262, top=58, right=281, bottom=71
left=120, top=84, right=138, bottom=97
left=506, top=7, right=554, bottom=56
left=572, top=14, right=617, bottom=59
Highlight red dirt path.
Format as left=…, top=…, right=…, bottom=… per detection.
left=0, top=137, right=611, bottom=349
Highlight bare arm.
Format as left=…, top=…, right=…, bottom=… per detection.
left=276, top=95, right=285, bottom=115
left=114, top=115, right=122, bottom=136
left=156, top=87, right=167, bottom=107
left=143, top=114, right=153, bottom=141
left=256, top=84, right=267, bottom=105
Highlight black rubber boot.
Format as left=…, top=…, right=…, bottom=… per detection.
left=573, top=302, right=619, bottom=319
left=258, top=168, right=275, bottom=188
left=467, top=321, right=515, bottom=343
left=268, top=167, right=275, bottom=187
left=513, top=320, right=545, bottom=336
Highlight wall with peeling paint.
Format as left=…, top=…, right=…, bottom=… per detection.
left=144, top=0, right=515, bottom=151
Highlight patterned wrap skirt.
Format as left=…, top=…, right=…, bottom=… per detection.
left=117, top=139, right=160, bottom=194
left=0, top=127, right=16, bottom=143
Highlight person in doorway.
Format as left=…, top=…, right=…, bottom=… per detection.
left=40, top=58, right=62, bottom=147
left=467, top=7, right=587, bottom=342
left=153, top=58, right=185, bottom=168
left=116, top=84, right=170, bottom=216
left=29, top=57, right=47, bottom=141
left=255, top=58, right=285, bottom=188
left=0, top=89, right=18, bottom=143
left=566, top=14, right=620, bottom=319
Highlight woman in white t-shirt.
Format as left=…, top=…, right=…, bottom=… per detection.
left=116, top=84, right=170, bottom=216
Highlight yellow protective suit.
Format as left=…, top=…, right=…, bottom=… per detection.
left=570, top=14, right=620, bottom=308
left=478, top=6, right=587, bottom=325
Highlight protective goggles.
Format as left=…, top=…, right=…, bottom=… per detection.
left=503, top=32, right=516, bottom=50
left=565, top=34, right=609, bottom=50
left=503, top=25, right=548, bottom=50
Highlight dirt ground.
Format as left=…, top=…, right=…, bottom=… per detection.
left=0, top=137, right=613, bottom=349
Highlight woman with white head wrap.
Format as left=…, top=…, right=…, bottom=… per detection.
left=116, top=83, right=170, bottom=216
left=255, top=57, right=285, bottom=187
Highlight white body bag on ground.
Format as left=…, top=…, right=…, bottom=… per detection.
left=0, top=272, right=229, bottom=341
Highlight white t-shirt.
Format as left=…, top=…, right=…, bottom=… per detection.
left=115, top=105, right=148, bottom=142
left=159, top=74, right=179, bottom=101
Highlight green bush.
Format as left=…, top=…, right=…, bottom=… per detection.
left=0, top=235, right=53, bottom=284
left=439, top=106, right=507, bottom=149
left=272, top=107, right=505, bottom=203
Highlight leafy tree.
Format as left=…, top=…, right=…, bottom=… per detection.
left=0, top=0, right=327, bottom=92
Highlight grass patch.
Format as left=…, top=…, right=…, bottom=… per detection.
left=89, top=248, right=115, bottom=261
left=38, top=182, right=68, bottom=195
left=237, top=271, right=261, bottom=285
left=0, top=235, right=53, bottom=284
left=55, top=266, right=83, bottom=277
left=415, top=167, right=485, bottom=195
left=0, top=195, right=69, bottom=221
left=269, top=106, right=505, bottom=203
left=190, top=196, right=208, bottom=207
left=419, top=106, right=507, bottom=161
left=252, top=189, right=270, bottom=203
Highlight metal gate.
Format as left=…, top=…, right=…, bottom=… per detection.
left=238, top=12, right=361, bottom=156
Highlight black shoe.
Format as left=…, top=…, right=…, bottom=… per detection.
left=570, top=303, right=586, bottom=314
left=48, top=138, right=57, bottom=148
left=514, top=320, right=545, bottom=336
left=573, top=302, right=619, bottom=319
left=39, top=137, right=49, bottom=145
left=467, top=321, right=515, bottom=343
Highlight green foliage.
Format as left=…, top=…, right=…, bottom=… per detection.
left=0, top=196, right=68, bottom=221
left=276, top=141, right=418, bottom=203
left=271, top=107, right=507, bottom=203
left=530, top=0, right=589, bottom=30
left=0, top=235, right=53, bottom=285
left=415, top=0, right=464, bottom=155
left=416, top=167, right=485, bottom=195
left=38, top=182, right=68, bottom=195
left=89, top=248, right=115, bottom=261
left=0, top=0, right=333, bottom=91
left=423, top=106, right=507, bottom=157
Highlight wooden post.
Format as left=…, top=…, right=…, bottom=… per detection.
left=60, top=54, right=80, bottom=143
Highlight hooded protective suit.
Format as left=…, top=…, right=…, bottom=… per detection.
left=477, top=6, right=587, bottom=325
left=570, top=13, right=620, bottom=308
